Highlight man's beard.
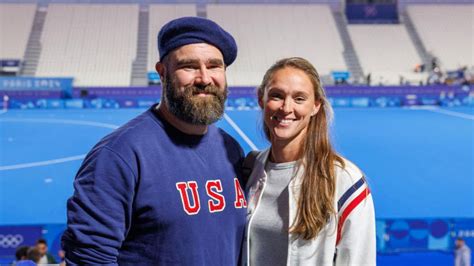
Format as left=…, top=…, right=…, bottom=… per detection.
left=163, top=74, right=227, bottom=125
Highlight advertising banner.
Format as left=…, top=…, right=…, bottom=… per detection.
left=0, top=226, right=42, bottom=258
left=0, top=77, right=73, bottom=98
left=346, top=3, right=399, bottom=24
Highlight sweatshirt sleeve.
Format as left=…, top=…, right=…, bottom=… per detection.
left=62, top=146, right=137, bottom=265
left=336, top=192, right=376, bottom=265
left=335, top=175, right=376, bottom=266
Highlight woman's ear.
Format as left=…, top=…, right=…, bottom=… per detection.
left=258, top=96, right=264, bottom=109
left=312, top=102, right=321, bottom=116
left=258, top=90, right=265, bottom=109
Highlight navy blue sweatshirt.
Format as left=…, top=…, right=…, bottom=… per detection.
left=62, top=106, right=247, bottom=265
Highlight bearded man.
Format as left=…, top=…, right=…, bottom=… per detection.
left=62, top=17, right=246, bottom=265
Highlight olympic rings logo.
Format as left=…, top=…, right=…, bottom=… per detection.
left=0, top=234, right=24, bottom=248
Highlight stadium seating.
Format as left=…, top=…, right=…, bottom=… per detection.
left=0, top=4, right=36, bottom=60
left=147, top=4, right=196, bottom=72
left=35, top=4, right=138, bottom=86
left=348, top=24, right=427, bottom=85
left=207, top=4, right=347, bottom=86
left=5, top=2, right=471, bottom=87
left=407, top=4, right=474, bottom=70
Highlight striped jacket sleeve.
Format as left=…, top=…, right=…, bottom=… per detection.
left=334, top=162, right=376, bottom=266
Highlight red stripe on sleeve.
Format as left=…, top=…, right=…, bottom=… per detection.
left=336, top=187, right=370, bottom=245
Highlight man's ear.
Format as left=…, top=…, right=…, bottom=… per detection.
left=155, top=62, right=165, bottom=78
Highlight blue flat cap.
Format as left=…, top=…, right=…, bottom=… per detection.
left=158, top=17, right=237, bottom=66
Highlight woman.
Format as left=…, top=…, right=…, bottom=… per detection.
left=243, top=57, right=375, bottom=265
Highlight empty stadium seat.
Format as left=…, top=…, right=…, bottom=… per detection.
left=348, top=24, right=426, bottom=85
left=207, top=4, right=347, bottom=86
left=35, top=4, right=139, bottom=86
left=147, top=4, right=196, bottom=72
left=0, top=4, right=36, bottom=60
left=407, top=4, right=474, bottom=71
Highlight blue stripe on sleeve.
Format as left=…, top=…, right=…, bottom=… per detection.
left=337, top=177, right=365, bottom=212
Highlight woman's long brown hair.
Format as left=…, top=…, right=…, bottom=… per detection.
left=258, top=57, right=345, bottom=240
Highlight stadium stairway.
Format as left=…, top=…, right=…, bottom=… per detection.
left=21, top=5, right=47, bottom=76
left=130, top=5, right=149, bottom=86
left=332, top=11, right=365, bottom=84
left=401, top=10, right=433, bottom=70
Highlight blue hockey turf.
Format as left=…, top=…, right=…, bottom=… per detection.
left=0, top=106, right=473, bottom=225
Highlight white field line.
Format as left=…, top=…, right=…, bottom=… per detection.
left=0, top=155, right=86, bottom=171
left=1, top=118, right=119, bottom=171
left=223, top=113, right=258, bottom=151
left=408, top=106, right=474, bottom=121
left=0, top=118, right=119, bottom=129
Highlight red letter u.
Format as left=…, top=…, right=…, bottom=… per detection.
left=176, top=181, right=201, bottom=215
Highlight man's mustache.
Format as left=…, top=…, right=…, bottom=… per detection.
left=187, top=85, right=221, bottom=96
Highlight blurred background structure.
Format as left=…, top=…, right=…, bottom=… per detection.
left=0, top=0, right=473, bottom=264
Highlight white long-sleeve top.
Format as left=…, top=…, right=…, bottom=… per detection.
left=243, top=149, right=376, bottom=266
